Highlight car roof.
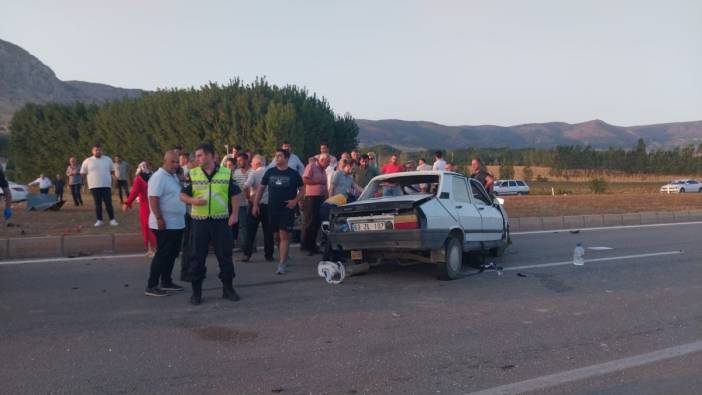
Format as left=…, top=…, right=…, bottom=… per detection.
left=369, top=170, right=463, bottom=182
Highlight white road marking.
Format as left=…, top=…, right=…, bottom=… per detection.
left=511, top=220, right=702, bottom=235
left=504, top=250, right=683, bottom=272
left=0, top=243, right=305, bottom=266
left=467, top=340, right=702, bottom=395
left=586, top=246, right=613, bottom=251
left=0, top=253, right=146, bottom=266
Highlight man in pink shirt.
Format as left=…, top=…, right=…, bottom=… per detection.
left=301, top=153, right=330, bottom=255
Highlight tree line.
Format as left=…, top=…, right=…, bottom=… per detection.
left=364, top=138, right=702, bottom=176
left=8, top=78, right=358, bottom=180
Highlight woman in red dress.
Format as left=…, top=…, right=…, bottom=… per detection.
left=122, top=161, right=157, bottom=257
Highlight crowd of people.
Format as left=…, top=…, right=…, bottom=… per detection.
left=26, top=142, right=494, bottom=305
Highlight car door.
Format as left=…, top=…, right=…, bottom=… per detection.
left=469, top=179, right=504, bottom=241
left=685, top=180, right=699, bottom=193
left=450, top=176, right=482, bottom=245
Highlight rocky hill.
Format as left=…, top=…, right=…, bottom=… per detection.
left=357, top=119, right=702, bottom=150
left=0, top=38, right=142, bottom=132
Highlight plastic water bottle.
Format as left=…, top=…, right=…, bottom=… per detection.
left=573, top=243, right=585, bottom=266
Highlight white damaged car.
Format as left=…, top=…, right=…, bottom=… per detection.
left=327, top=171, right=510, bottom=280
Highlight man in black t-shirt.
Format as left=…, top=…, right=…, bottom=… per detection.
left=252, top=148, right=303, bottom=275
left=470, top=157, right=494, bottom=194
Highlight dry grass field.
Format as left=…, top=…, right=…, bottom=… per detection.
left=1, top=183, right=701, bottom=239
left=485, top=165, right=697, bottom=183
left=503, top=193, right=702, bottom=218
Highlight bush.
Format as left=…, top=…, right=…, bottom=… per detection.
left=589, top=177, right=609, bottom=194
left=522, top=165, right=533, bottom=181
left=499, top=163, right=515, bottom=179
left=536, top=174, right=549, bottom=182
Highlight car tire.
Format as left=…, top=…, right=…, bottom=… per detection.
left=698, top=188, right=702, bottom=193
left=680, top=188, right=685, bottom=193
left=490, top=227, right=510, bottom=257
left=438, top=236, right=463, bottom=281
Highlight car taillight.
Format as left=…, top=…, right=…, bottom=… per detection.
left=394, top=214, right=418, bottom=229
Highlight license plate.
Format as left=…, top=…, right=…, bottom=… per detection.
left=351, top=222, right=386, bottom=232
left=351, top=250, right=363, bottom=260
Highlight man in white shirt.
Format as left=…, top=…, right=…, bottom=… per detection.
left=80, top=144, right=119, bottom=227
left=416, top=158, right=432, bottom=171
left=29, top=174, right=53, bottom=194
left=232, top=153, right=251, bottom=248
left=316, top=143, right=338, bottom=169
left=144, top=150, right=187, bottom=297
left=280, top=141, right=305, bottom=176
left=432, top=151, right=447, bottom=171
left=242, top=154, right=273, bottom=262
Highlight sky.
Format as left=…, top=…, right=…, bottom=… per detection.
left=2, top=0, right=701, bottom=126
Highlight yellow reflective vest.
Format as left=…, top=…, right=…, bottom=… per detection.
left=189, top=166, right=231, bottom=220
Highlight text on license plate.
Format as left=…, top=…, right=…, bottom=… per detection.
left=351, top=222, right=387, bottom=231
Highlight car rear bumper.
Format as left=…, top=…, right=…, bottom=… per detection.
left=328, top=229, right=448, bottom=251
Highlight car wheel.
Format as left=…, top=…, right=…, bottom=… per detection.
left=699, top=188, right=702, bottom=193
left=680, top=188, right=685, bottom=193
left=490, top=227, right=510, bottom=257
left=438, top=236, right=463, bottom=281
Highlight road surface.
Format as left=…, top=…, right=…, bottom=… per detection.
left=1, top=222, right=701, bottom=394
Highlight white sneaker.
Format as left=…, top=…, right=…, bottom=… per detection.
left=109, top=219, right=119, bottom=226
left=94, top=220, right=104, bottom=227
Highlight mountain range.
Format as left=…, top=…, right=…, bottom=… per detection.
left=1, top=38, right=700, bottom=150
left=357, top=119, right=702, bottom=151
left=0, top=38, right=142, bottom=132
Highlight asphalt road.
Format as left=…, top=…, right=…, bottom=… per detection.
left=1, top=222, right=701, bottom=394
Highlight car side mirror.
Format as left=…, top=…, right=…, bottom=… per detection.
left=495, top=197, right=505, bottom=206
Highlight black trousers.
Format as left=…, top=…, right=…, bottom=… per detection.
left=39, top=188, right=49, bottom=194
left=116, top=180, right=129, bottom=203
left=189, top=218, right=235, bottom=283
left=301, top=195, right=324, bottom=251
left=180, top=214, right=192, bottom=281
left=148, top=229, right=184, bottom=288
left=90, top=187, right=114, bottom=221
left=70, top=184, right=83, bottom=206
left=243, top=204, right=274, bottom=258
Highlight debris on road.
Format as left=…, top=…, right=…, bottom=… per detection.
left=318, top=261, right=346, bottom=284
left=569, top=229, right=580, bottom=234
left=573, top=243, right=585, bottom=266
left=517, top=272, right=528, bottom=277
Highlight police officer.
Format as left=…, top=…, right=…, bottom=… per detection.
left=180, top=143, right=242, bottom=305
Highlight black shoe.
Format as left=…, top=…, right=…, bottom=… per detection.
left=144, top=287, right=168, bottom=297
left=160, top=282, right=185, bottom=292
left=265, top=255, right=275, bottom=262
left=190, top=281, right=203, bottom=305
left=222, top=287, right=241, bottom=302
left=222, top=280, right=241, bottom=302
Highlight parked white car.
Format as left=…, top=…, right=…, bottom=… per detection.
left=0, top=181, right=29, bottom=202
left=327, top=171, right=510, bottom=280
left=494, top=179, right=530, bottom=195
left=659, top=179, right=702, bottom=193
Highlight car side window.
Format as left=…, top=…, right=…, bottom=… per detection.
left=452, top=177, right=471, bottom=203
left=516, top=181, right=525, bottom=186
left=470, top=179, right=492, bottom=205
left=508, top=181, right=517, bottom=187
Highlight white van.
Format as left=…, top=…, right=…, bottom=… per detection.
left=493, top=179, right=530, bottom=195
